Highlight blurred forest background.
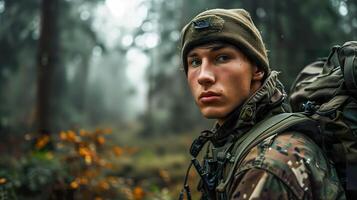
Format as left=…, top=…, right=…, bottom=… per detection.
left=0, top=0, right=356, bottom=199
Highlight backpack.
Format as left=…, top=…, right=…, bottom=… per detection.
left=179, top=41, right=357, bottom=200
left=180, top=113, right=318, bottom=200
left=289, top=41, right=357, bottom=198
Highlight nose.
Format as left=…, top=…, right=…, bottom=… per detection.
left=197, top=59, right=215, bottom=86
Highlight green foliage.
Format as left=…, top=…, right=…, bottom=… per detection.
left=0, top=130, right=204, bottom=200
left=0, top=129, right=145, bottom=200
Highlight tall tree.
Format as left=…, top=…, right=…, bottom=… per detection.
left=36, top=0, right=60, bottom=134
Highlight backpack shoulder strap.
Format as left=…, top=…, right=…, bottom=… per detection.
left=339, top=41, right=357, bottom=93
left=342, top=47, right=357, bottom=92
left=216, top=112, right=315, bottom=192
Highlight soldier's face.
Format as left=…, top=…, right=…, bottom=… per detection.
left=186, top=43, right=264, bottom=124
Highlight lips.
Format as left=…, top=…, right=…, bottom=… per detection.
left=199, top=91, right=221, bottom=103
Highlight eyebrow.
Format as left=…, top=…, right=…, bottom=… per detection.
left=187, top=44, right=228, bottom=57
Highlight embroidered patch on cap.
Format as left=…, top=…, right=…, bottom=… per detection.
left=189, top=15, right=225, bottom=38
left=193, top=19, right=210, bottom=29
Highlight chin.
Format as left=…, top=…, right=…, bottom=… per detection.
left=200, top=108, right=230, bottom=120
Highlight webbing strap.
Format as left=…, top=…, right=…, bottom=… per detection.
left=344, top=53, right=357, bottom=92
left=323, top=46, right=340, bottom=75
left=216, top=113, right=312, bottom=193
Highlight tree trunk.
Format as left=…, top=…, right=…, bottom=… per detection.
left=36, top=0, right=60, bottom=135
left=73, top=54, right=90, bottom=112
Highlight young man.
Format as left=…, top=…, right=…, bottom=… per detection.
left=180, top=9, right=346, bottom=199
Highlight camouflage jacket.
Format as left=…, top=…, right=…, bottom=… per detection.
left=198, top=71, right=346, bottom=200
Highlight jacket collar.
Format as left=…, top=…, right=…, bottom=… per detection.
left=207, top=71, right=291, bottom=147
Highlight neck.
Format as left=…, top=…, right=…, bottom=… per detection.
left=217, top=80, right=262, bottom=126
left=217, top=118, right=225, bottom=126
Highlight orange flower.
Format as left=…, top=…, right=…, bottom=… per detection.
left=98, top=180, right=110, bottom=190
left=113, top=146, right=123, bottom=157
left=133, top=186, right=145, bottom=200
left=60, top=131, right=67, bottom=140
left=0, top=178, right=7, bottom=184
left=67, top=130, right=78, bottom=142
left=78, top=147, right=93, bottom=164
left=70, top=180, right=79, bottom=189
left=35, top=135, right=50, bottom=149
left=85, top=156, right=92, bottom=164
left=79, top=147, right=91, bottom=157
left=96, top=136, right=105, bottom=145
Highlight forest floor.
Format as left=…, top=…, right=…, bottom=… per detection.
left=0, top=125, right=204, bottom=199
left=113, top=127, right=202, bottom=199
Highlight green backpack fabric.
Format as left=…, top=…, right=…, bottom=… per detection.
left=214, top=112, right=315, bottom=198
left=289, top=41, right=357, bottom=198
left=179, top=112, right=315, bottom=200
left=217, top=41, right=357, bottom=198
left=215, top=41, right=357, bottom=199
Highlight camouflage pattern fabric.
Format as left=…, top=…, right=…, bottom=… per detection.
left=288, top=41, right=357, bottom=198
left=197, top=71, right=346, bottom=199
left=229, top=132, right=345, bottom=199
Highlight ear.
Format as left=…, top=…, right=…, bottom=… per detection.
left=252, top=65, right=265, bottom=81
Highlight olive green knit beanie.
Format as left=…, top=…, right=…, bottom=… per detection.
left=180, top=8, right=270, bottom=75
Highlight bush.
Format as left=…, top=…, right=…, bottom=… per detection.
left=0, top=129, right=144, bottom=200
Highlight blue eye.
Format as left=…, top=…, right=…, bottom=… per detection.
left=216, top=55, right=230, bottom=63
left=189, top=58, right=201, bottom=68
